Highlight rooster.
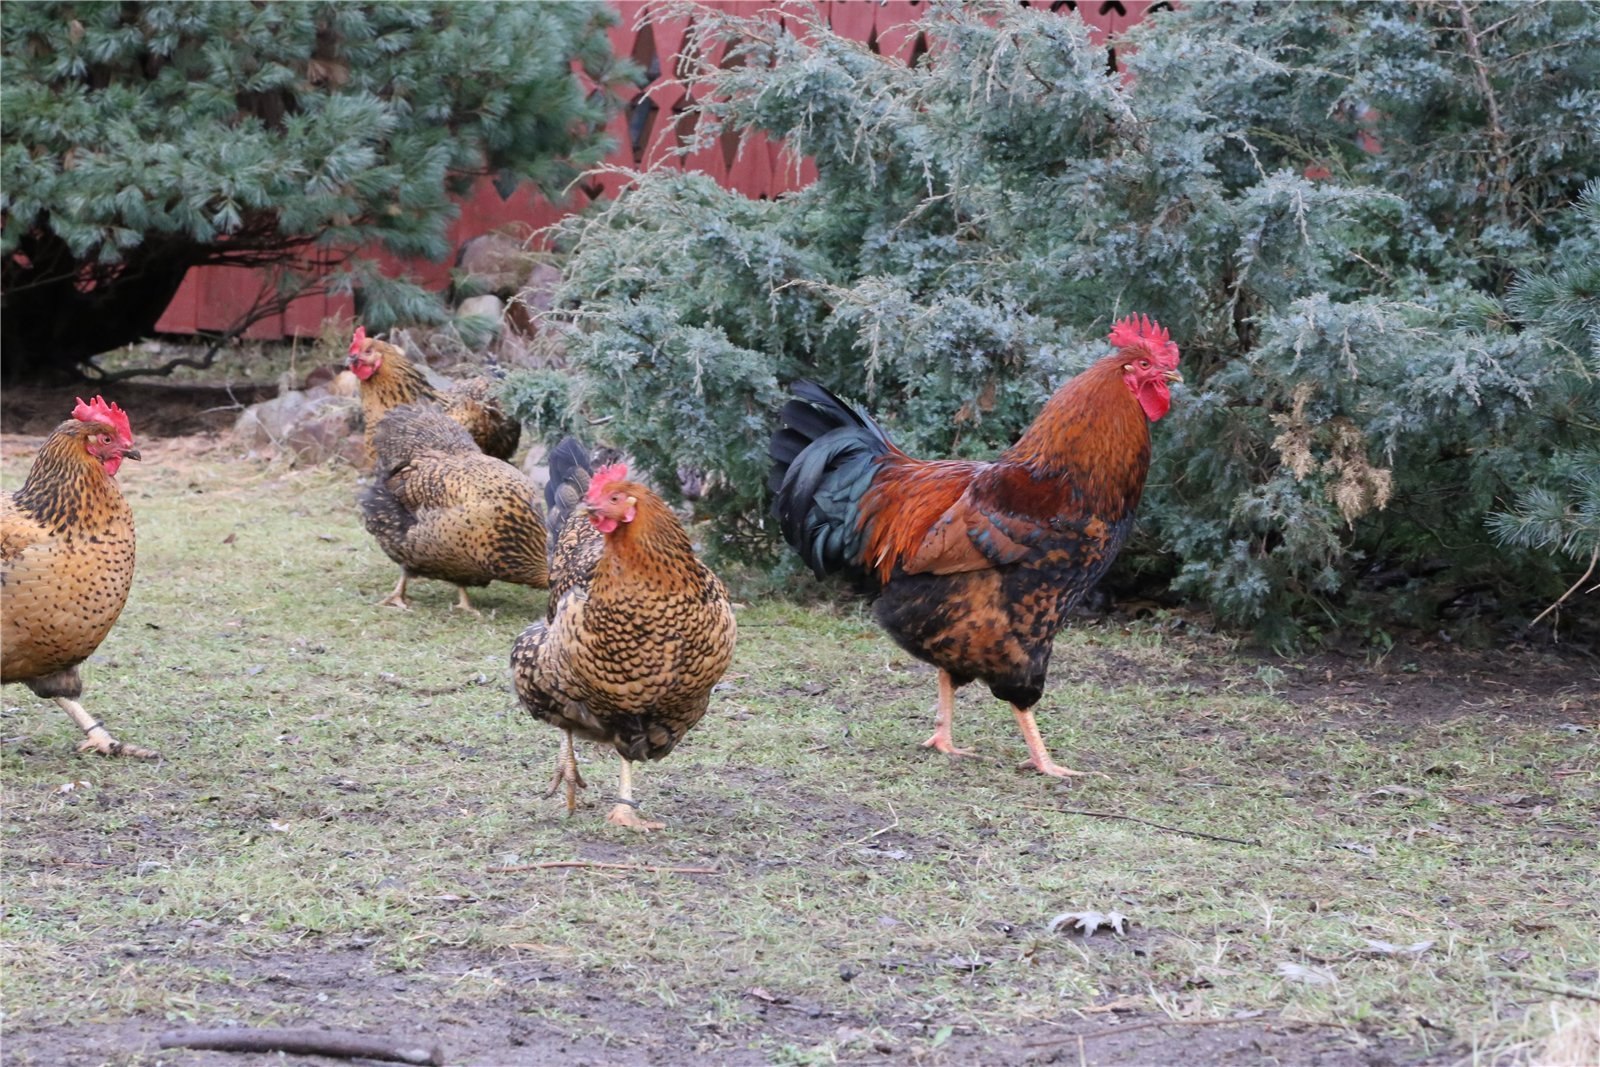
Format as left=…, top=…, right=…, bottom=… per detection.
left=359, top=403, right=547, bottom=613
left=512, top=439, right=737, bottom=831
left=347, top=327, right=521, bottom=461
left=769, top=315, right=1181, bottom=778
left=2, top=397, right=155, bottom=758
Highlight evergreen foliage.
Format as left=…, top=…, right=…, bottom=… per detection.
left=508, top=0, right=1600, bottom=638
left=0, top=1, right=630, bottom=380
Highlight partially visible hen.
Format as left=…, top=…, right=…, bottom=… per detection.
left=2, top=397, right=155, bottom=758
left=347, top=327, right=521, bottom=461
left=359, top=403, right=547, bottom=613
left=511, top=439, right=736, bottom=831
left=769, top=316, right=1181, bottom=778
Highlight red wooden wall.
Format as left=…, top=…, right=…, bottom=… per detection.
left=154, top=0, right=1153, bottom=340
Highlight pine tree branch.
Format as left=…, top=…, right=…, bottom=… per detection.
left=1526, top=546, right=1599, bottom=629
left=1451, top=0, right=1514, bottom=219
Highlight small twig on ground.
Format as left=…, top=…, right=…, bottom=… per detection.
left=157, top=1027, right=443, bottom=1065
left=1021, top=1016, right=1348, bottom=1048
left=1034, top=805, right=1259, bottom=847
left=1497, top=975, right=1600, bottom=1003
left=833, top=800, right=899, bottom=853
left=487, top=860, right=719, bottom=875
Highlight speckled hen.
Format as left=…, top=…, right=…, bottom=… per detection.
left=347, top=327, right=522, bottom=461
left=2, top=397, right=154, bottom=758
left=512, top=439, right=737, bottom=831
left=769, top=316, right=1182, bottom=779
left=359, top=403, right=547, bottom=613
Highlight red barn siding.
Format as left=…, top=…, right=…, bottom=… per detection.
left=156, top=1, right=1148, bottom=339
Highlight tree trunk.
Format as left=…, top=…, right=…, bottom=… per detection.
left=1, top=229, right=196, bottom=384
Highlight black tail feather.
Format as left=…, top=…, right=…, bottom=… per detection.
left=767, top=380, right=893, bottom=585
left=545, top=436, right=592, bottom=558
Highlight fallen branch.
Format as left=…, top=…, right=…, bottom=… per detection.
left=1022, top=1015, right=1347, bottom=1048
left=157, top=1027, right=442, bottom=1065
left=487, top=860, right=719, bottom=875
left=1500, top=975, right=1600, bottom=1003
left=1048, top=806, right=1259, bottom=847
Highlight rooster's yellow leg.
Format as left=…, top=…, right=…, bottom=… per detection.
left=1012, top=705, right=1105, bottom=779
left=377, top=571, right=411, bottom=610
left=58, top=698, right=158, bottom=760
left=543, top=729, right=587, bottom=813
left=920, top=670, right=974, bottom=756
left=450, top=586, right=481, bottom=616
left=606, top=759, right=665, bottom=832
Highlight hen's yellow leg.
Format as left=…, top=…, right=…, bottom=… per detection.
left=543, top=729, right=587, bottom=813
left=1012, top=705, right=1106, bottom=779
left=920, top=670, right=974, bottom=756
left=58, top=697, right=158, bottom=760
left=377, top=571, right=411, bottom=609
left=451, top=586, right=481, bottom=616
left=606, top=759, right=665, bottom=832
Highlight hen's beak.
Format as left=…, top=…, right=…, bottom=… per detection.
left=122, top=448, right=142, bottom=462
left=1162, top=369, right=1184, bottom=385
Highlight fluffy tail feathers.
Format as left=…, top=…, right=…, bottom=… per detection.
left=768, top=381, right=894, bottom=586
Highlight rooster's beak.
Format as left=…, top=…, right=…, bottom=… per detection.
left=122, top=448, right=141, bottom=462
left=1162, top=370, right=1184, bottom=385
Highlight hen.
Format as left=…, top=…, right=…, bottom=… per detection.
left=2, top=397, right=155, bottom=758
left=512, top=439, right=736, bottom=831
left=769, top=315, right=1181, bottom=778
left=359, top=403, right=547, bottom=613
left=348, top=327, right=521, bottom=461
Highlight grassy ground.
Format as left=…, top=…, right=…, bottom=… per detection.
left=1, top=436, right=1596, bottom=1067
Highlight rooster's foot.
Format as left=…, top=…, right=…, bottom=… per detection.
left=1016, top=755, right=1107, bottom=780
left=605, top=802, right=665, bottom=832
left=920, top=734, right=976, bottom=757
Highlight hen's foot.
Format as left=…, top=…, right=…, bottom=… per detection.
left=376, top=593, right=411, bottom=610
left=543, top=733, right=587, bottom=814
left=920, top=733, right=976, bottom=757
left=78, top=729, right=159, bottom=760
left=605, top=803, right=665, bottom=832
left=450, top=588, right=481, bottom=616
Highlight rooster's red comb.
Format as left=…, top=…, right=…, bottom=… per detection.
left=1108, top=314, right=1179, bottom=366
left=584, top=462, right=629, bottom=505
left=349, top=325, right=368, bottom=356
left=71, top=396, right=133, bottom=447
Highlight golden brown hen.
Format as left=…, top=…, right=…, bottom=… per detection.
left=347, top=327, right=521, bottom=461
left=359, top=403, right=547, bottom=613
left=2, top=397, right=155, bottom=758
left=512, top=439, right=736, bottom=831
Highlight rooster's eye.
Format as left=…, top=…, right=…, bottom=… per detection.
left=1139, top=360, right=1150, bottom=369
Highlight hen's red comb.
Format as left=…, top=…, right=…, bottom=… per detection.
left=1108, top=314, right=1179, bottom=365
left=585, top=462, right=629, bottom=505
left=349, top=325, right=368, bottom=356
left=72, top=396, right=133, bottom=447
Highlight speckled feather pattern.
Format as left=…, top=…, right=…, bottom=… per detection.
left=356, top=340, right=520, bottom=461
left=1, top=420, right=136, bottom=693
left=359, top=405, right=547, bottom=590
left=511, top=447, right=736, bottom=763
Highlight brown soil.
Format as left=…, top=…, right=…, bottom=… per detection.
left=0, top=380, right=279, bottom=439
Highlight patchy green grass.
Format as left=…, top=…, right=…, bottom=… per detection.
left=2, top=439, right=1596, bottom=1066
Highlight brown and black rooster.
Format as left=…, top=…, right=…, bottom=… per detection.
left=359, top=403, right=547, bottom=613
left=512, top=439, right=736, bottom=831
left=2, top=397, right=155, bottom=758
left=348, top=327, right=521, bottom=461
left=769, top=315, right=1181, bottom=778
